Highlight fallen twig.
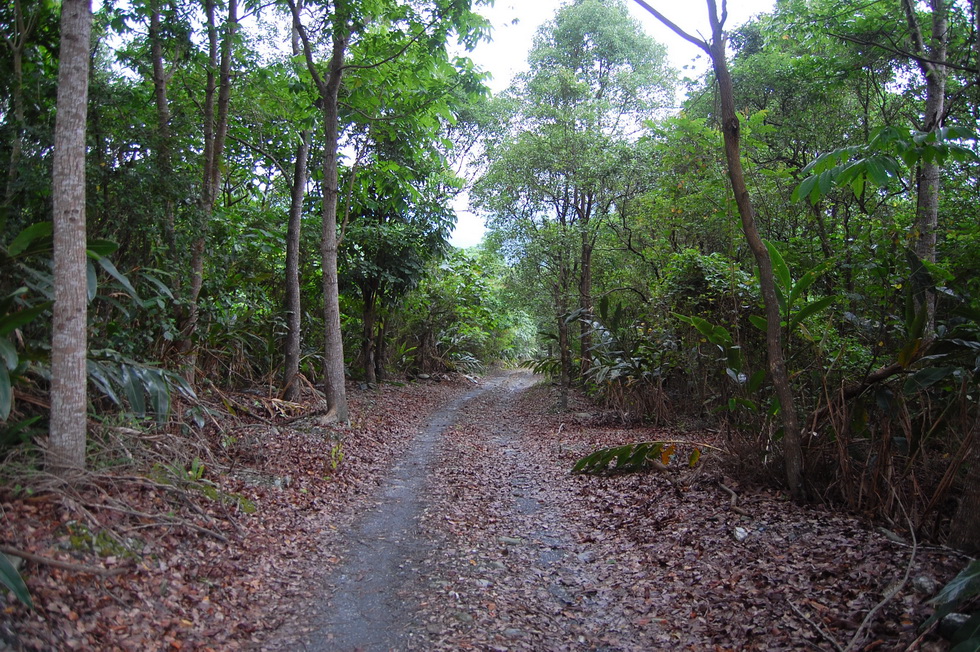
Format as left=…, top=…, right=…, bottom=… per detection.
left=787, top=598, right=844, bottom=652
left=845, top=494, right=918, bottom=651
left=718, top=481, right=751, bottom=517
left=0, top=545, right=128, bottom=576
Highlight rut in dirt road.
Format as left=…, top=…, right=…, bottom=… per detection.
left=301, top=372, right=533, bottom=651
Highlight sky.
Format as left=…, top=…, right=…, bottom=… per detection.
left=448, top=0, right=776, bottom=249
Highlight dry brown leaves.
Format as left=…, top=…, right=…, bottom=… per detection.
left=0, top=378, right=468, bottom=651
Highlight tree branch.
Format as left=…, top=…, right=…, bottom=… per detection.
left=631, top=0, right=711, bottom=54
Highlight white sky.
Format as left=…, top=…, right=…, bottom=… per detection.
left=449, top=0, right=776, bottom=249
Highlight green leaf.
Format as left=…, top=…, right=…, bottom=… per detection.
left=764, top=240, right=791, bottom=293
left=0, top=302, right=53, bottom=337
left=951, top=613, right=980, bottom=646
left=86, top=260, right=97, bottom=303
left=120, top=365, right=146, bottom=416
left=86, top=239, right=119, bottom=257
left=0, top=364, right=11, bottom=421
left=747, top=369, right=766, bottom=393
left=790, top=296, right=835, bottom=331
left=904, top=366, right=956, bottom=394
left=931, top=561, right=980, bottom=606
left=788, top=259, right=834, bottom=306
left=0, top=338, right=16, bottom=370
left=0, top=553, right=33, bottom=609
left=96, top=257, right=141, bottom=302
left=749, top=315, right=767, bottom=332
left=925, top=561, right=980, bottom=629
left=6, top=222, right=52, bottom=258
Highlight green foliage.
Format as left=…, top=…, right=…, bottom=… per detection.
left=87, top=350, right=195, bottom=424
left=925, top=560, right=980, bottom=647
left=793, top=126, right=980, bottom=204
left=573, top=441, right=701, bottom=475
left=0, top=553, right=33, bottom=610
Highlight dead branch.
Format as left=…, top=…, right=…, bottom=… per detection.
left=718, top=481, right=751, bottom=517
left=787, top=598, right=844, bottom=652
left=845, top=495, right=918, bottom=651
left=0, top=545, right=128, bottom=576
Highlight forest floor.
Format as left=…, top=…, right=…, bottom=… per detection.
left=0, top=368, right=968, bottom=651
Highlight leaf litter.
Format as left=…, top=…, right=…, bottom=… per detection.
left=0, top=370, right=965, bottom=651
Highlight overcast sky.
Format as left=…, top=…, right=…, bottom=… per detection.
left=449, top=0, right=776, bottom=248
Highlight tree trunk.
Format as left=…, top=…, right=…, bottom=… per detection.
left=634, top=0, right=805, bottom=498
left=705, top=6, right=804, bottom=501
left=48, top=0, right=92, bottom=474
left=361, top=284, right=378, bottom=385
left=179, top=0, right=237, bottom=384
left=2, top=0, right=30, bottom=232
left=149, top=0, right=176, bottom=259
left=579, top=229, right=594, bottom=376
left=320, top=17, right=351, bottom=422
left=903, top=0, right=947, bottom=341
left=282, top=130, right=310, bottom=401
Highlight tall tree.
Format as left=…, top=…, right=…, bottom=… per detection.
left=177, top=0, right=238, bottom=384
left=634, top=0, right=805, bottom=501
left=48, top=0, right=92, bottom=473
left=475, top=0, right=671, bottom=402
left=288, top=0, right=488, bottom=422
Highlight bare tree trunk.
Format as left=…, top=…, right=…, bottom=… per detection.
left=707, top=13, right=803, bottom=502
left=579, top=229, right=594, bottom=376
left=282, top=130, right=310, bottom=401
left=633, top=0, right=804, bottom=501
left=282, top=3, right=309, bottom=402
left=320, top=17, right=351, bottom=421
left=1, top=0, right=32, bottom=232
left=902, top=0, right=947, bottom=341
left=48, top=0, right=92, bottom=474
left=289, top=0, right=352, bottom=421
left=149, top=0, right=176, bottom=258
left=361, top=284, right=378, bottom=385
left=179, top=0, right=237, bottom=384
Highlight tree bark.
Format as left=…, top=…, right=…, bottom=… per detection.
left=902, top=0, right=947, bottom=341
left=48, top=0, right=92, bottom=474
left=361, top=283, right=378, bottom=385
left=631, top=0, right=804, bottom=500
left=178, top=0, right=237, bottom=384
left=2, top=0, right=31, bottom=232
left=707, top=9, right=804, bottom=502
left=282, top=130, right=310, bottom=401
left=149, top=0, right=176, bottom=259
left=320, top=15, right=351, bottom=421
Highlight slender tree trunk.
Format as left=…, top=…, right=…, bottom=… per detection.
left=282, top=131, right=310, bottom=401
left=633, top=0, right=805, bottom=502
left=48, top=0, right=92, bottom=474
left=579, top=229, right=594, bottom=376
left=706, top=8, right=804, bottom=502
left=375, top=315, right=387, bottom=381
left=361, top=285, right=377, bottom=385
left=288, top=0, right=351, bottom=421
left=282, top=2, right=309, bottom=402
left=149, top=0, right=176, bottom=258
left=320, top=19, right=351, bottom=421
left=2, top=0, right=31, bottom=232
left=179, top=0, right=237, bottom=384
left=903, top=0, right=947, bottom=341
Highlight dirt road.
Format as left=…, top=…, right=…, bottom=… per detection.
left=272, top=369, right=957, bottom=652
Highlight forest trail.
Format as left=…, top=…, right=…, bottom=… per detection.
left=266, top=370, right=958, bottom=652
